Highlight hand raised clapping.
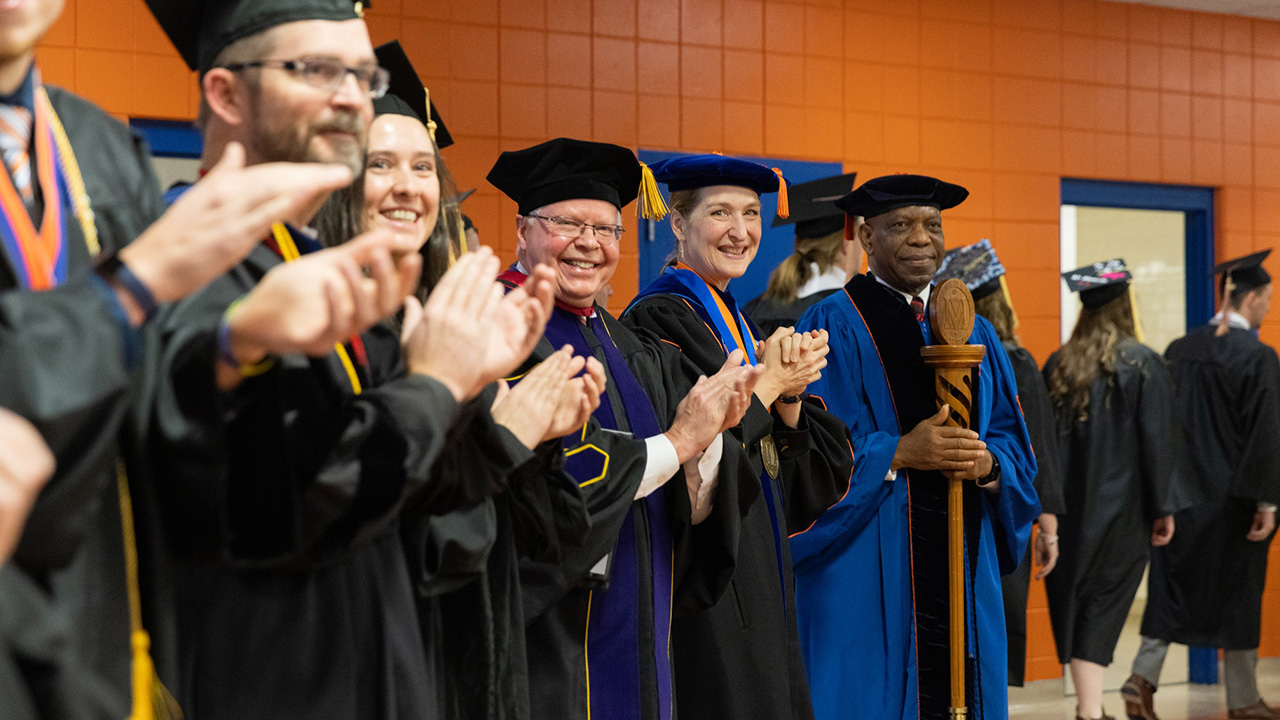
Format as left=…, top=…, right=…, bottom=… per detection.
left=0, top=408, right=54, bottom=563
left=664, top=349, right=763, bottom=464
left=401, top=248, right=555, bottom=402
left=490, top=347, right=607, bottom=449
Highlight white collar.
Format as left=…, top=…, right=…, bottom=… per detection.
left=873, top=273, right=932, bottom=307
left=797, top=263, right=848, bottom=298
left=1211, top=310, right=1251, bottom=331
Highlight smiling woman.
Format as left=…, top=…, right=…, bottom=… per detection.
left=622, top=153, right=854, bottom=720
left=313, top=40, right=466, bottom=297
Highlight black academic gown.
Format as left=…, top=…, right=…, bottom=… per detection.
left=623, top=288, right=853, bottom=720
left=404, top=383, right=591, bottom=720
left=0, top=85, right=168, bottom=720
left=139, top=237, right=527, bottom=720
left=509, top=300, right=756, bottom=720
left=1043, top=339, right=1194, bottom=666
left=999, top=344, right=1066, bottom=686
left=1141, top=324, right=1280, bottom=650
left=744, top=289, right=839, bottom=338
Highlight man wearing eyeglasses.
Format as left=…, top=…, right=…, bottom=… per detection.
left=488, top=137, right=764, bottom=720
left=137, top=2, right=568, bottom=719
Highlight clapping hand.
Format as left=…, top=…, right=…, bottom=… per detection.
left=0, top=408, right=55, bottom=563
left=226, top=231, right=421, bottom=368
left=123, top=143, right=354, bottom=312
left=401, top=248, right=555, bottom=402
left=664, top=349, right=764, bottom=464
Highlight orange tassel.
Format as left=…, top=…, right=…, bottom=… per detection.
left=772, top=167, right=788, bottom=219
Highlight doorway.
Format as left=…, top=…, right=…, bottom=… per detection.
left=1057, top=179, right=1216, bottom=696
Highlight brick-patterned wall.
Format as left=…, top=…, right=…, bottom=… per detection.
left=39, top=0, right=1280, bottom=682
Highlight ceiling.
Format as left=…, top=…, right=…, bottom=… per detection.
left=1106, top=0, right=1280, bottom=21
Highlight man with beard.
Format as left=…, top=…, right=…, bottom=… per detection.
left=793, top=174, right=1039, bottom=720
left=0, top=0, right=379, bottom=717
left=142, top=2, right=569, bottom=718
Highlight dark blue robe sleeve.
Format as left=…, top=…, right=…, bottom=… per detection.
left=789, top=296, right=895, bottom=571
left=972, top=319, right=1040, bottom=576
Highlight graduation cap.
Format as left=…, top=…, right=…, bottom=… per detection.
left=1063, top=258, right=1132, bottom=309
left=144, top=0, right=363, bottom=74
left=771, top=172, right=857, bottom=239
left=372, top=40, right=453, bottom=149
left=648, top=154, right=789, bottom=218
left=487, top=138, right=643, bottom=216
left=935, top=239, right=1006, bottom=301
left=1214, top=249, right=1272, bottom=296
left=835, top=173, right=968, bottom=221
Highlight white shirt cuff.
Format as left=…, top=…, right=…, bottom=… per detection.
left=885, top=468, right=897, bottom=483
left=686, top=434, right=724, bottom=524
left=636, top=434, right=681, bottom=500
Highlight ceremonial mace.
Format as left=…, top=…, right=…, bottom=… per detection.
left=920, top=278, right=986, bottom=720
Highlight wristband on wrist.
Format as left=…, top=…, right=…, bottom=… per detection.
left=217, top=297, right=276, bottom=377
left=974, top=451, right=1001, bottom=487
left=95, top=252, right=158, bottom=321
left=1038, top=534, right=1058, bottom=544
left=776, top=392, right=807, bottom=404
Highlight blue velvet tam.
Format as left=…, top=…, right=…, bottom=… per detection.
left=1063, top=258, right=1132, bottom=309
left=935, top=239, right=1006, bottom=300
left=648, top=154, right=784, bottom=195
left=835, top=173, right=968, bottom=220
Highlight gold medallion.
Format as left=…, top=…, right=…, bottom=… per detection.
left=760, top=434, right=780, bottom=480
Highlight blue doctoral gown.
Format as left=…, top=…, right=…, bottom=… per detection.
left=792, top=276, right=1039, bottom=720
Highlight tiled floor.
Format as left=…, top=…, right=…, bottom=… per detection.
left=1010, top=657, right=1280, bottom=720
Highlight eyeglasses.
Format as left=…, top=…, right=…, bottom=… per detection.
left=222, top=57, right=390, bottom=98
left=526, top=213, right=625, bottom=244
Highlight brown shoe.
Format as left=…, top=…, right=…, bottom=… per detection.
left=1228, top=700, right=1280, bottom=719
left=1121, top=674, right=1159, bottom=720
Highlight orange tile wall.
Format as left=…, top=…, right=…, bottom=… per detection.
left=38, top=0, right=1280, bottom=683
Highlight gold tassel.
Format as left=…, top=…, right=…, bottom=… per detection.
left=1128, top=284, right=1145, bottom=344
left=1215, top=273, right=1236, bottom=337
left=771, top=167, right=789, bottom=219
left=998, top=274, right=1020, bottom=332
left=637, top=161, right=668, bottom=220
left=454, top=208, right=468, bottom=257
left=117, top=465, right=182, bottom=720
left=423, top=87, right=438, bottom=144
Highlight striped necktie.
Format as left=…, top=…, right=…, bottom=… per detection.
left=0, top=103, right=32, bottom=203
left=910, top=295, right=925, bottom=322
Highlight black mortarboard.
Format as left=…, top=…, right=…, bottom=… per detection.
left=772, top=172, right=857, bottom=239
left=145, top=0, right=362, bottom=74
left=835, top=173, right=968, bottom=220
left=1063, top=258, right=1132, bottom=309
left=1214, top=249, right=1272, bottom=296
left=487, top=138, right=641, bottom=215
left=936, top=239, right=1006, bottom=300
left=372, top=41, right=453, bottom=149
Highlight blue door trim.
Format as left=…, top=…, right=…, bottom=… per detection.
left=129, top=119, right=203, bottom=159
left=1060, top=178, right=1215, bottom=329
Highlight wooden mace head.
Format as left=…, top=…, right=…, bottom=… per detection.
left=928, top=278, right=977, bottom=346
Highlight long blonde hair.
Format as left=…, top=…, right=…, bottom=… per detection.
left=1047, top=293, right=1137, bottom=420
left=973, top=287, right=1019, bottom=348
left=760, top=228, right=845, bottom=302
